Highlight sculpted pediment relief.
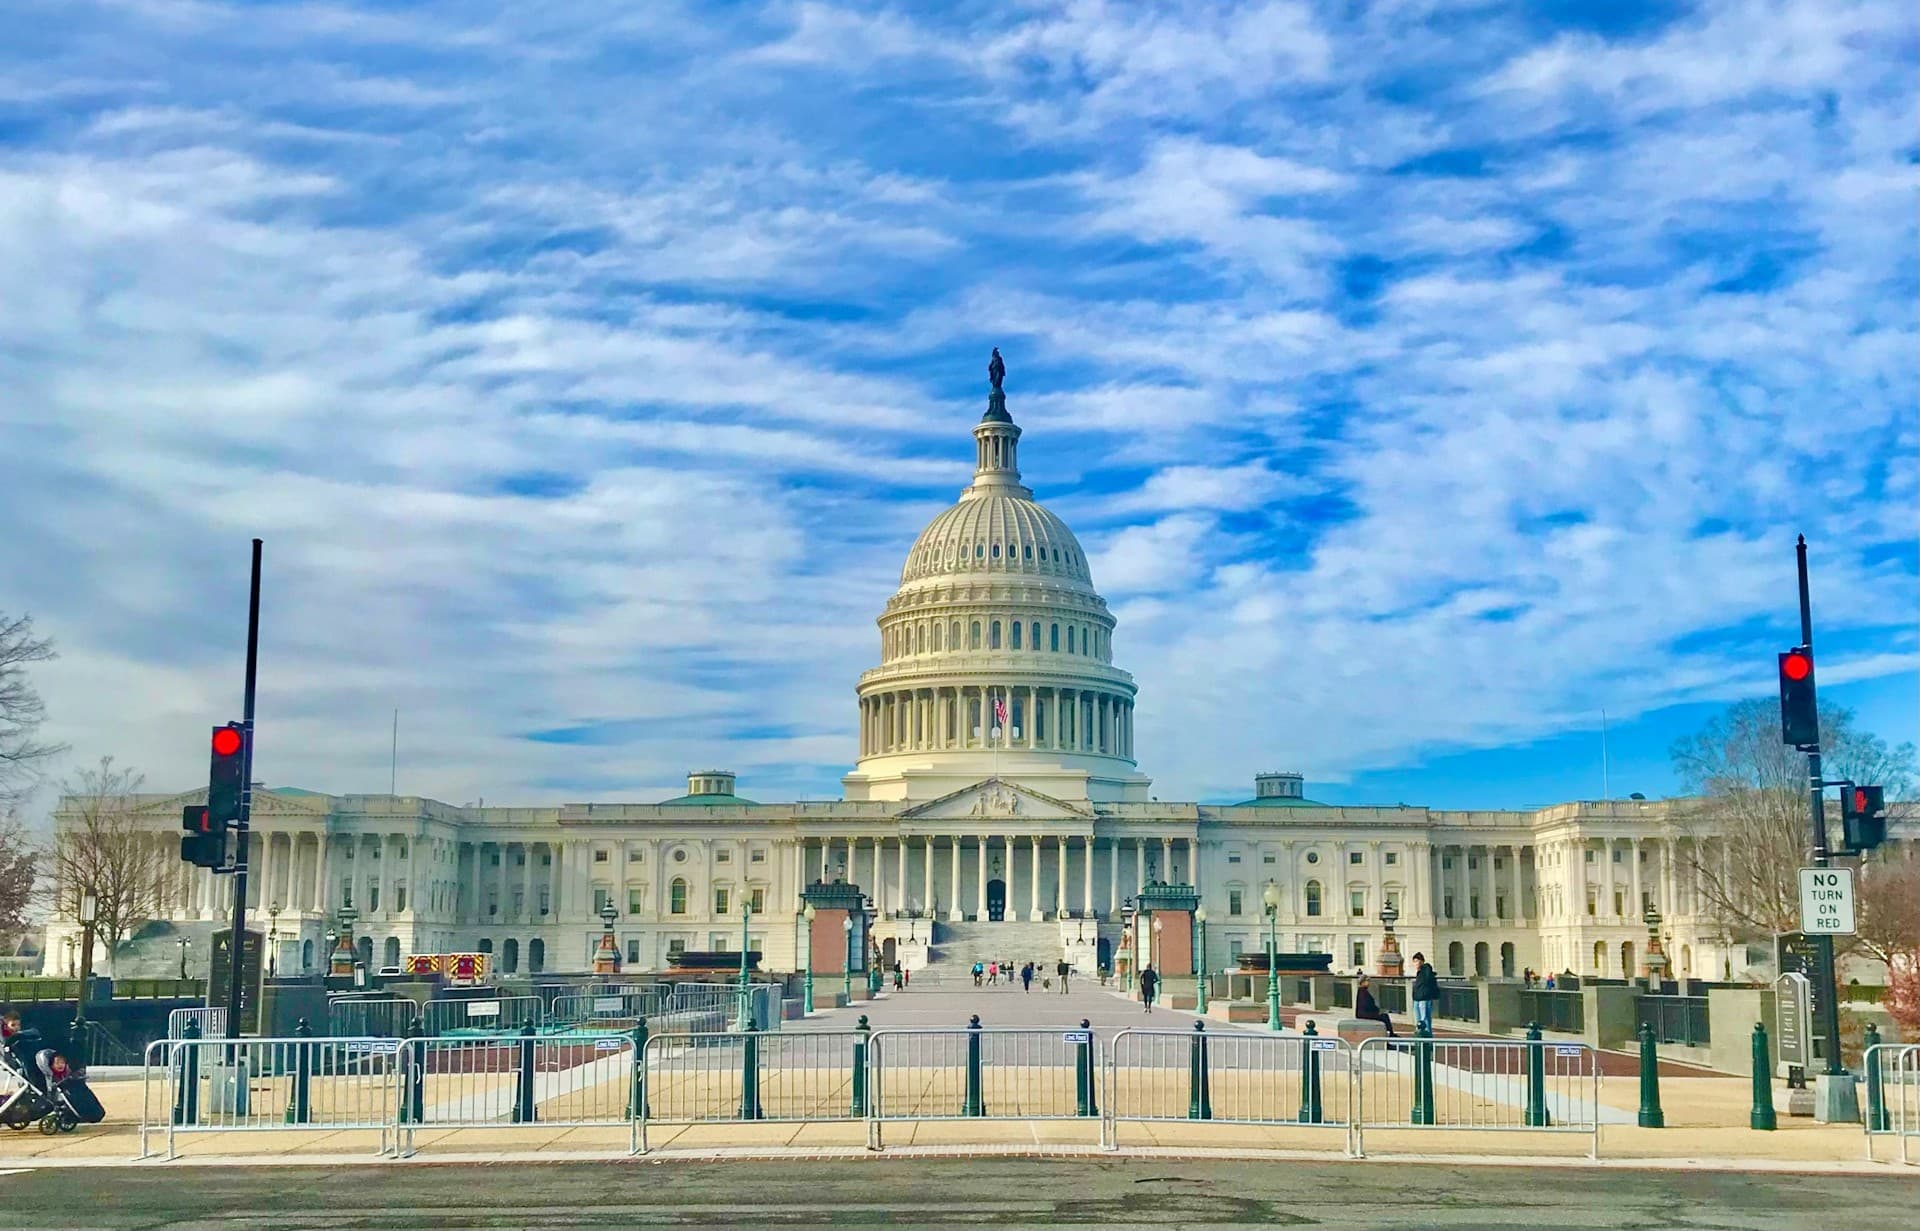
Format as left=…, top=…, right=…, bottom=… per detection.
left=900, top=778, right=1092, bottom=821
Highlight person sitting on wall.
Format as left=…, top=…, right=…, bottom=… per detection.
left=1354, top=975, right=1397, bottom=1037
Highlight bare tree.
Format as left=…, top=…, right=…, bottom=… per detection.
left=46, top=757, right=171, bottom=974
left=1854, top=837, right=1920, bottom=1034
left=1669, top=699, right=1916, bottom=941
left=0, top=807, right=33, bottom=933
left=0, top=612, right=67, bottom=807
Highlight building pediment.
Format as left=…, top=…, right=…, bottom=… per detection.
left=897, top=778, right=1093, bottom=822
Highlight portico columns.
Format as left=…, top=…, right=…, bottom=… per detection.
left=1082, top=837, right=1094, bottom=913
left=975, top=837, right=988, bottom=918
left=1055, top=836, right=1067, bottom=914
left=948, top=838, right=961, bottom=920
left=1107, top=841, right=1117, bottom=914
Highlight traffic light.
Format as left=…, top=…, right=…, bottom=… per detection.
left=207, top=722, right=247, bottom=829
left=179, top=805, right=223, bottom=868
left=1778, top=648, right=1818, bottom=748
left=1844, top=784, right=1888, bottom=853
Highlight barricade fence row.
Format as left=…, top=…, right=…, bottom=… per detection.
left=140, top=1036, right=399, bottom=1160
left=1863, top=1043, right=1920, bottom=1165
left=135, top=1022, right=1608, bottom=1159
left=1353, top=1034, right=1600, bottom=1159
left=326, top=997, right=420, bottom=1039
left=420, top=995, right=543, bottom=1037
left=166, top=1006, right=227, bottom=1041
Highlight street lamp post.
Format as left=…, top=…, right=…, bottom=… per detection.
left=1129, top=902, right=1142, bottom=996
left=841, top=917, right=854, bottom=1002
left=1194, top=905, right=1209, bottom=1014
left=801, top=904, right=816, bottom=1014
left=177, top=937, right=191, bottom=980
left=73, top=892, right=98, bottom=1032
left=1263, top=880, right=1282, bottom=1031
left=267, top=903, right=281, bottom=979
left=1642, top=903, right=1667, bottom=989
left=735, top=900, right=754, bottom=1032
left=1378, top=899, right=1402, bottom=977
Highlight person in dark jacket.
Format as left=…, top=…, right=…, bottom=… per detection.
left=1410, top=952, right=1439, bottom=1032
left=1354, top=975, right=1396, bottom=1036
left=1138, top=966, right=1159, bottom=1013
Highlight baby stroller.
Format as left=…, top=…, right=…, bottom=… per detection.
left=1, top=1021, right=106, bottom=1135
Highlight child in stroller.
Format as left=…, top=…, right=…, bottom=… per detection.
left=2, top=1010, right=107, bottom=1134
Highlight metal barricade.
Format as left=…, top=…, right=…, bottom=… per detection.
left=1354, top=1035, right=1600, bottom=1158
left=1864, top=1042, right=1920, bottom=1164
left=1104, top=1027, right=1355, bottom=1152
left=549, top=988, right=670, bottom=1030
left=394, top=1032, right=637, bottom=1156
left=421, top=994, right=542, bottom=1036
left=167, top=1006, right=227, bottom=1040
left=139, top=1035, right=399, bottom=1159
left=866, top=1025, right=1102, bottom=1148
left=637, top=1029, right=868, bottom=1152
left=327, top=996, right=419, bottom=1038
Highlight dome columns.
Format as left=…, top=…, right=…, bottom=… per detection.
left=858, top=682, right=1135, bottom=762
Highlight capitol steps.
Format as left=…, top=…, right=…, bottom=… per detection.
left=927, top=920, right=1062, bottom=974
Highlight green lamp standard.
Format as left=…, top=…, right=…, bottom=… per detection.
left=734, top=899, right=754, bottom=1032
left=841, top=916, right=854, bottom=1002
left=1129, top=904, right=1143, bottom=997
left=1194, top=904, right=1209, bottom=1014
left=801, top=904, right=817, bottom=1013
left=1263, top=880, right=1282, bottom=1031
left=177, top=936, right=191, bottom=980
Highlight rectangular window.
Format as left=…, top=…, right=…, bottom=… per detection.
left=1585, top=892, right=1597, bottom=917
left=342, top=878, right=353, bottom=908
left=1385, top=890, right=1401, bottom=914
left=368, top=886, right=380, bottom=912
left=1468, top=857, right=1479, bottom=870
left=1494, top=856, right=1505, bottom=869
left=1442, top=857, right=1454, bottom=870
left=1443, top=894, right=1455, bottom=918
left=1349, top=852, right=1362, bottom=865
left=394, top=886, right=407, bottom=913
left=593, top=849, right=609, bottom=863
left=1469, top=894, right=1481, bottom=919
left=710, top=933, right=729, bottom=951
left=666, top=938, right=686, bottom=958
left=1050, top=624, right=1060, bottom=651
left=1350, top=940, right=1366, bottom=968
left=489, top=851, right=500, bottom=866
left=750, top=887, right=766, bottom=913
left=750, top=849, right=766, bottom=863
left=1349, top=890, right=1365, bottom=917
left=1228, top=889, right=1244, bottom=916
left=1613, top=890, right=1625, bottom=916
left=626, top=844, right=644, bottom=861
left=538, top=888, right=550, bottom=915
left=628, top=889, right=643, bottom=914
left=626, top=938, right=641, bottom=965
left=717, top=850, right=732, bottom=864
left=1263, top=853, right=1276, bottom=864
left=1227, top=852, right=1241, bottom=864
left=1496, top=895, right=1507, bottom=919
left=541, top=852, right=552, bottom=866
left=1385, top=852, right=1399, bottom=865
left=1584, top=849, right=1595, bottom=863
left=397, top=841, right=408, bottom=859
left=593, top=887, right=611, bottom=914
left=1612, top=849, right=1623, bottom=863
left=714, top=888, right=731, bottom=916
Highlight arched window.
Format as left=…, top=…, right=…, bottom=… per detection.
left=1473, top=941, right=1488, bottom=977
left=477, top=938, right=493, bottom=955
left=1050, top=623, right=1059, bottom=651
left=1067, top=627, right=1076, bottom=654
left=991, top=543, right=1000, bottom=558
left=1304, top=880, right=1322, bottom=916
left=1023, top=544, right=1032, bottom=560
left=1447, top=941, right=1464, bottom=976
left=950, top=620, right=961, bottom=648
left=934, top=623, right=944, bottom=651
left=969, top=621, right=981, bottom=649
left=1499, top=941, right=1515, bottom=977
left=975, top=543, right=984, bottom=559
left=670, top=878, right=689, bottom=915
left=529, top=939, right=546, bottom=974
left=1620, top=941, right=1634, bottom=979
left=990, top=621, right=1001, bottom=649
left=356, top=936, right=373, bottom=969
left=1592, top=940, right=1606, bottom=973
left=502, top=938, right=520, bottom=974
left=1010, top=622, right=1022, bottom=649
left=383, top=936, right=401, bottom=968
left=1680, top=944, right=1692, bottom=976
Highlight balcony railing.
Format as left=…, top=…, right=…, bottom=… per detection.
left=1637, top=994, right=1709, bottom=1045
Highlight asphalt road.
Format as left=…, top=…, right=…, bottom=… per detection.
left=3, top=1158, right=1914, bottom=1230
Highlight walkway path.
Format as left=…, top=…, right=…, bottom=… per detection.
left=793, top=965, right=1229, bottom=1037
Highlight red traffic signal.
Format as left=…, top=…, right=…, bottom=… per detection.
left=211, top=726, right=243, bottom=757
left=1777, top=647, right=1818, bottom=748
left=1844, top=784, right=1888, bottom=853
left=207, top=721, right=248, bottom=830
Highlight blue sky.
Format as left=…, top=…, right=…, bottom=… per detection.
left=1, top=1, right=1914, bottom=812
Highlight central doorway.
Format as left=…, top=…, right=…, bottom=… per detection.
left=986, top=878, right=1007, bottom=922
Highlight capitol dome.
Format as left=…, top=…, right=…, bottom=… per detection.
left=842, top=353, right=1152, bottom=804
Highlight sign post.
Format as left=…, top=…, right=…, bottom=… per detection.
left=1797, top=868, right=1855, bottom=936
left=208, top=930, right=264, bottom=1036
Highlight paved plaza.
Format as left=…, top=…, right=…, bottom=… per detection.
left=793, top=966, right=1208, bottom=1035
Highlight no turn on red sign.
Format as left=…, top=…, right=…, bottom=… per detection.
left=1798, top=867, right=1856, bottom=935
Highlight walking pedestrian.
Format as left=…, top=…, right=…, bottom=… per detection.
left=1354, top=975, right=1396, bottom=1037
left=1056, top=959, right=1071, bottom=994
left=1138, top=965, right=1159, bottom=1013
left=892, top=961, right=904, bottom=991
left=988, top=960, right=999, bottom=985
left=1020, top=962, right=1033, bottom=993
left=1410, top=951, right=1438, bottom=1033
left=972, top=961, right=984, bottom=987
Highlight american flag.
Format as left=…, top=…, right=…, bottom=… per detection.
left=992, top=695, right=1009, bottom=728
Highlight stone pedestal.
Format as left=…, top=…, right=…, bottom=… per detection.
left=1813, top=1073, right=1860, bottom=1124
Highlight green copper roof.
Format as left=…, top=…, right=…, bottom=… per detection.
left=1230, top=795, right=1327, bottom=807
left=656, top=792, right=760, bottom=807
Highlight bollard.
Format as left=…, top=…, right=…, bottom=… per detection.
left=1523, top=1022, right=1550, bottom=1127
left=1298, top=1021, right=1323, bottom=1124
left=1187, top=1021, right=1213, bottom=1121
left=851, top=1014, right=870, bottom=1117
left=1074, top=1018, right=1097, bottom=1118
left=628, top=1017, right=650, bottom=1121
left=512, top=1023, right=538, bottom=1123
left=401, top=1019, right=425, bottom=1125
left=171, top=1019, right=201, bottom=1127
left=1749, top=1021, right=1776, bottom=1130
left=1864, top=1024, right=1888, bottom=1133
left=963, top=1015, right=985, bottom=1117
left=1636, top=1022, right=1664, bottom=1128
left=739, top=1023, right=764, bottom=1121
left=286, top=1018, right=313, bottom=1125
left=1411, top=1020, right=1435, bottom=1125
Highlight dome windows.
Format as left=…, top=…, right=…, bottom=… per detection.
left=991, top=543, right=1000, bottom=558
left=1010, top=622, right=1022, bottom=649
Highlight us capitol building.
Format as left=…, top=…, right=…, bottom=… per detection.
left=48, top=357, right=1862, bottom=987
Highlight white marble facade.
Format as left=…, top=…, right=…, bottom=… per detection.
left=43, top=376, right=1919, bottom=982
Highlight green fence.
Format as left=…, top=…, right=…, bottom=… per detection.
left=0, top=977, right=205, bottom=1002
